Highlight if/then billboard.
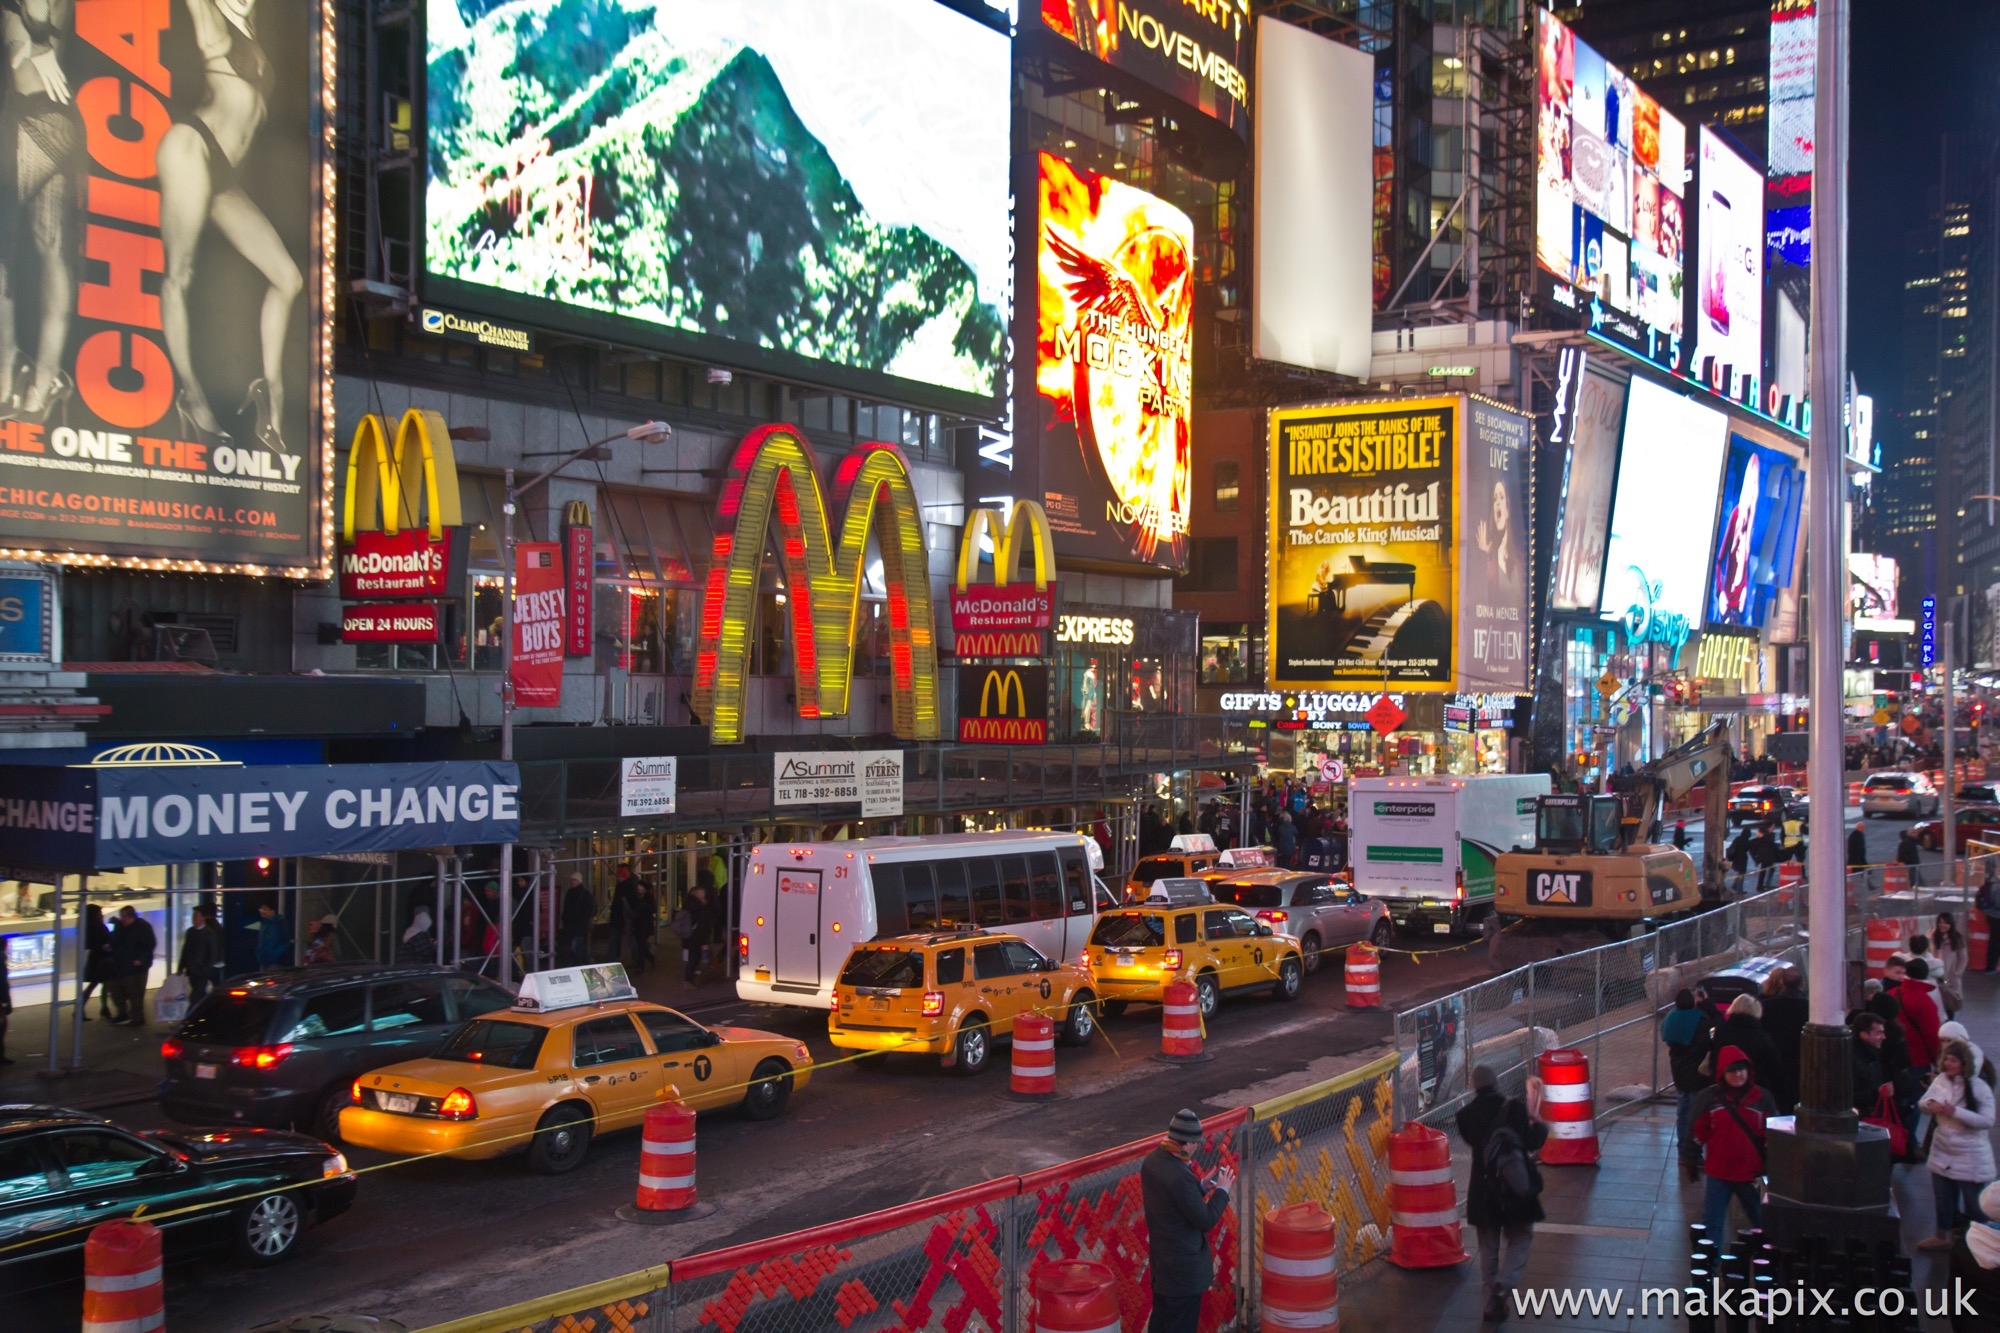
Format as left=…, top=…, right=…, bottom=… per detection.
left=425, top=0, right=1011, bottom=413
left=0, top=0, right=328, bottom=573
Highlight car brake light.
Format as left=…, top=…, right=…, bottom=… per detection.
left=160, top=1039, right=184, bottom=1061
left=1164, top=949, right=1183, bottom=970
left=738, top=932, right=749, bottom=963
left=829, top=992, right=841, bottom=1014
left=1455, top=869, right=1465, bottom=903
left=921, top=991, right=944, bottom=1016
left=438, top=1088, right=477, bottom=1121
left=1080, top=950, right=1091, bottom=968
left=1264, top=910, right=1288, bottom=923
left=351, top=1080, right=364, bottom=1104
left=230, top=1044, right=294, bottom=1069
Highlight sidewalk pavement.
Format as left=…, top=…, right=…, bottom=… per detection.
left=1336, top=971, right=2000, bottom=1331
left=0, top=950, right=737, bottom=1113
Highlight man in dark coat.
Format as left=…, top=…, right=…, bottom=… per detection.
left=560, top=874, right=596, bottom=966
left=609, top=864, right=643, bottom=967
left=177, top=905, right=224, bottom=1005
left=1714, top=995, right=1784, bottom=1108
left=1664, top=988, right=1715, bottom=1179
left=1140, top=1108, right=1235, bottom=1333
left=1458, top=1065, right=1547, bottom=1324
left=109, top=906, right=156, bottom=1027
left=1848, top=825, right=1870, bottom=870
left=1851, top=1011, right=1895, bottom=1115
left=1758, top=968, right=1810, bottom=1112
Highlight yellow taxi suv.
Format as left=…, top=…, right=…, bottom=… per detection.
left=827, top=931, right=1097, bottom=1075
left=1084, top=879, right=1305, bottom=1018
left=338, top=965, right=811, bottom=1174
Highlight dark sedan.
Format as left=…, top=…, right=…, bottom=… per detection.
left=1728, top=785, right=1805, bottom=825
left=0, top=1105, right=355, bottom=1296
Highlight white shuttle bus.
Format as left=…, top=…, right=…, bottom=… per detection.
left=737, top=831, right=1114, bottom=1010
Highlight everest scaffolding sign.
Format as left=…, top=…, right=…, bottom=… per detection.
left=0, top=760, right=521, bottom=870
left=771, top=751, right=904, bottom=819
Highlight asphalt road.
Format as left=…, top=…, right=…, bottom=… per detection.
left=26, top=800, right=1958, bottom=1331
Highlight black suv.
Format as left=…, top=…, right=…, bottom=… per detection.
left=159, top=964, right=514, bottom=1141
left=0, top=1105, right=355, bottom=1296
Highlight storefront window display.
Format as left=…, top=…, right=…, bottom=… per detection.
left=1200, top=626, right=1253, bottom=684
left=1051, top=606, right=1198, bottom=743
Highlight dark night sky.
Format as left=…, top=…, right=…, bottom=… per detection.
left=1849, top=0, right=2000, bottom=412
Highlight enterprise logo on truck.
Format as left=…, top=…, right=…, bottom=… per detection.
left=1372, top=801, right=1436, bottom=818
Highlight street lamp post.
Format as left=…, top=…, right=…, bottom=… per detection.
left=495, top=420, right=671, bottom=987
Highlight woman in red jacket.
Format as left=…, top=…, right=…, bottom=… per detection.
left=1691, top=1045, right=1778, bottom=1242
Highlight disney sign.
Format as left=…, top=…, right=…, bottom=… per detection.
left=1619, top=565, right=1691, bottom=668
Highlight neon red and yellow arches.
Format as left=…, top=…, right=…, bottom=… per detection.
left=343, top=408, right=462, bottom=541
left=693, top=425, right=940, bottom=745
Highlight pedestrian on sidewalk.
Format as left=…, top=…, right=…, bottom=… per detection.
left=79, top=903, right=113, bottom=1020
left=1458, top=1064, right=1547, bottom=1324
left=251, top=902, right=291, bottom=971
left=559, top=874, right=594, bottom=966
left=399, top=901, right=435, bottom=963
left=1849, top=1011, right=1895, bottom=1114
left=609, top=864, right=643, bottom=968
left=304, top=916, right=339, bottom=965
left=1935, top=914, right=1969, bottom=1017
left=1140, top=1108, right=1234, bottom=1333
left=1727, top=828, right=1752, bottom=893
left=177, top=905, right=223, bottom=1005
left=1899, top=829, right=1924, bottom=884
left=1937, top=1021, right=1996, bottom=1089
left=681, top=879, right=719, bottom=985
left=108, top=906, right=156, bottom=1027
left=1759, top=967, right=1808, bottom=1113
left=1664, top=989, right=1716, bottom=1181
left=1896, top=958, right=1945, bottom=1073
left=0, top=932, right=12, bottom=1065
left=1948, top=1182, right=2000, bottom=1331
left=1480, top=910, right=1502, bottom=969
left=1848, top=824, right=1870, bottom=871
left=1715, top=995, right=1783, bottom=1105
left=1919, top=1039, right=1996, bottom=1250
left=631, top=877, right=659, bottom=975
left=1691, top=1046, right=1777, bottom=1242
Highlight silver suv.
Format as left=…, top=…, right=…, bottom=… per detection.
left=1861, top=771, right=1940, bottom=818
left=1208, top=870, right=1391, bottom=974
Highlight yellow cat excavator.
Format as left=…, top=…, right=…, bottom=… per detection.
left=1496, top=720, right=1736, bottom=933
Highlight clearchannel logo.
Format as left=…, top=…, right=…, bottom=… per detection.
left=418, top=307, right=533, bottom=353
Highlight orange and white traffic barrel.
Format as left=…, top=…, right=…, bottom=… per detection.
left=636, top=1103, right=697, bottom=1211
left=1776, top=862, right=1801, bottom=905
left=1261, top=1201, right=1340, bottom=1330
left=1344, top=943, right=1381, bottom=1009
left=1866, top=918, right=1906, bottom=979
left=1847, top=781, right=1864, bottom=806
left=1032, top=1259, right=1121, bottom=1333
left=1537, top=1048, right=1600, bottom=1165
left=1156, top=979, right=1207, bottom=1062
left=83, top=1218, right=163, bottom=1333
left=1010, top=1013, right=1057, bottom=1099
left=1387, top=1123, right=1468, bottom=1268
left=1883, top=864, right=1910, bottom=896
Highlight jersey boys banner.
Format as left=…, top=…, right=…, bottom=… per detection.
left=1459, top=399, right=1532, bottom=692
left=0, top=1, right=325, bottom=571
left=1268, top=398, right=1458, bottom=690
left=512, top=543, right=565, bottom=708
left=1033, top=153, right=1192, bottom=570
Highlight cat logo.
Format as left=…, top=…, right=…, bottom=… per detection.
left=1532, top=870, right=1592, bottom=907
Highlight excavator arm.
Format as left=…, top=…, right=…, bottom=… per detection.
left=1620, top=719, right=1735, bottom=894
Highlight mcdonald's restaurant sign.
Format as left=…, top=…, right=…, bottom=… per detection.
left=957, top=664, right=1050, bottom=745
left=952, top=501, right=1058, bottom=659
left=693, top=426, right=940, bottom=746
left=339, top=410, right=465, bottom=603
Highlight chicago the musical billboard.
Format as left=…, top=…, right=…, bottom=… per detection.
left=0, top=0, right=329, bottom=573
left=1033, top=152, right=1193, bottom=570
left=1267, top=399, right=1457, bottom=691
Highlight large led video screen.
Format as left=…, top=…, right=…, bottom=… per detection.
left=1034, top=153, right=1194, bottom=569
left=1036, top=0, right=1250, bottom=140
left=1850, top=553, right=1900, bottom=621
left=1693, top=127, right=1766, bottom=396
left=1599, top=378, right=1730, bottom=628
left=1706, top=434, right=1804, bottom=629
left=1549, top=360, right=1629, bottom=613
left=425, top=0, right=1011, bottom=409
left=1535, top=11, right=1686, bottom=343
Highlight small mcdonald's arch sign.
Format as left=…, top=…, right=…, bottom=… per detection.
left=956, top=664, right=1050, bottom=745
left=952, top=500, right=1057, bottom=659
left=339, top=409, right=464, bottom=602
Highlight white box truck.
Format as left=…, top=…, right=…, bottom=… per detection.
left=1349, top=774, right=1549, bottom=936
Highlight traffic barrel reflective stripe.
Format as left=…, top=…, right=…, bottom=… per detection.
left=635, top=1103, right=697, bottom=1211
left=1032, top=1259, right=1121, bottom=1333
left=1847, top=781, right=1863, bottom=806
left=1776, top=862, right=1801, bottom=905
left=82, top=1219, right=164, bottom=1333
left=1537, top=1048, right=1600, bottom=1165
left=1865, top=917, right=1908, bottom=979
left=1262, top=1200, right=1340, bottom=1330
left=1010, top=1013, right=1057, bottom=1098
left=1161, top=980, right=1203, bottom=1058
left=1344, top=943, right=1381, bottom=1009
left=1387, top=1123, right=1468, bottom=1268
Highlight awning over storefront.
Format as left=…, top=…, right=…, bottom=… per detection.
left=0, top=759, right=521, bottom=871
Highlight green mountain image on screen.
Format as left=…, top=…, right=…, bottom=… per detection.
left=427, top=2, right=1003, bottom=397
left=1365, top=846, right=1444, bottom=864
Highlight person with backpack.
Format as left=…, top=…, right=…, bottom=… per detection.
left=1664, top=988, right=1716, bottom=1182
left=1690, top=1046, right=1778, bottom=1242
left=1726, top=828, right=1752, bottom=892
left=1457, top=1064, right=1547, bottom=1325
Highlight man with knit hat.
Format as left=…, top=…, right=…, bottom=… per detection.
left=1459, top=1064, right=1547, bottom=1323
left=1141, top=1108, right=1236, bottom=1333
left=1690, top=1045, right=1778, bottom=1242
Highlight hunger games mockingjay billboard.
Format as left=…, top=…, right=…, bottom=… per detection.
left=0, top=1, right=328, bottom=574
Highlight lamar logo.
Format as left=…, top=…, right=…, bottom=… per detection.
left=1532, top=870, right=1591, bottom=906
left=958, top=664, right=1049, bottom=745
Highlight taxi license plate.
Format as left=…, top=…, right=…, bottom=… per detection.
left=380, top=1093, right=418, bottom=1114
left=1433, top=923, right=1451, bottom=934
left=868, top=997, right=890, bottom=1010
left=1116, top=954, right=1135, bottom=968
left=194, top=1063, right=217, bottom=1080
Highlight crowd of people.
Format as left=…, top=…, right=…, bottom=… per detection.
left=1134, top=777, right=1351, bottom=872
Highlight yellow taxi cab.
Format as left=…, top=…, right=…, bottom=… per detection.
left=1125, top=833, right=1224, bottom=900
left=1085, top=878, right=1304, bottom=1018
left=828, top=930, right=1098, bottom=1075
left=338, top=965, right=811, bottom=1174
